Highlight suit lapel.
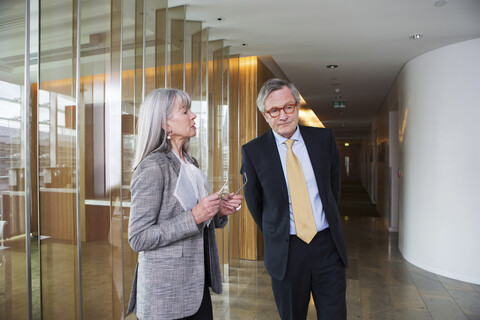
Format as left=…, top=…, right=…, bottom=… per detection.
left=263, top=130, right=289, bottom=203
left=164, top=151, right=181, bottom=175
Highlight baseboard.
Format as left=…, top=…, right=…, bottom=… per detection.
left=400, top=249, right=480, bottom=285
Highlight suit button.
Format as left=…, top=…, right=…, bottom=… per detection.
left=285, top=239, right=289, bottom=242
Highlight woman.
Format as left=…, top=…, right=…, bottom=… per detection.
left=127, top=88, right=242, bottom=319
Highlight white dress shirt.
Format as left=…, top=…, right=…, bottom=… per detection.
left=272, top=126, right=329, bottom=235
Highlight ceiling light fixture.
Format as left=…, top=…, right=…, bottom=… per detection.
left=434, top=0, right=448, bottom=7
left=409, top=34, right=423, bottom=40
left=242, top=43, right=248, bottom=46
left=217, top=17, right=225, bottom=21
left=326, top=64, right=338, bottom=69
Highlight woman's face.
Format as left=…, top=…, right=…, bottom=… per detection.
left=166, top=96, right=197, bottom=141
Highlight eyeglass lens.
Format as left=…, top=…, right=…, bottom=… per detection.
left=267, top=104, right=296, bottom=117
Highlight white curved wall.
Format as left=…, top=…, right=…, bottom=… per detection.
left=398, top=38, right=480, bottom=284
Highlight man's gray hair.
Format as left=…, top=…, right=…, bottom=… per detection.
left=132, top=88, right=191, bottom=169
left=256, top=78, right=301, bottom=112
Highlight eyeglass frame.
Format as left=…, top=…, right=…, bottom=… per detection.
left=264, top=103, right=298, bottom=118
left=219, top=172, right=248, bottom=200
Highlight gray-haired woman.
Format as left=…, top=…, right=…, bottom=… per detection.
left=127, top=88, right=242, bottom=320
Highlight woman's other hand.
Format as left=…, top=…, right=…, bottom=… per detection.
left=219, top=193, right=243, bottom=217
left=192, top=193, right=221, bottom=224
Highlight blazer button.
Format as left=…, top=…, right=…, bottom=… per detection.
left=285, top=238, right=289, bottom=242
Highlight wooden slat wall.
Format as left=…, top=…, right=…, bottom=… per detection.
left=238, top=56, right=259, bottom=260
left=236, top=56, right=274, bottom=260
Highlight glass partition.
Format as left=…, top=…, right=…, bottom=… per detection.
left=0, top=1, right=238, bottom=318
left=36, top=0, right=78, bottom=317
left=145, top=0, right=168, bottom=95
left=0, top=0, right=28, bottom=318
left=167, top=6, right=185, bottom=90
left=188, top=25, right=208, bottom=172
left=210, top=42, right=230, bottom=277
left=121, top=0, right=138, bottom=316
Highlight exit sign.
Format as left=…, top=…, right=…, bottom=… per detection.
left=333, top=101, right=346, bottom=109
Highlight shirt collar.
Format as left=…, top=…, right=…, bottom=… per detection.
left=272, top=125, right=303, bottom=146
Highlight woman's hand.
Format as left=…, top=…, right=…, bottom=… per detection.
left=192, top=193, right=221, bottom=225
left=219, top=193, right=243, bottom=217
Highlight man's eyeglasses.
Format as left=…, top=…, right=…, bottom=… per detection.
left=218, top=172, right=248, bottom=200
left=264, top=104, right=297, bottom=118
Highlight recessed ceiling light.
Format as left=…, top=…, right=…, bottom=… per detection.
left=242, top=43, right=248, bottom=46
left=434, top=0, right=448, bottom=7
left=326, top=64, right=338, bottom=69
left=217, top=17, right=225, bottom=21
left=409, top=34, right=423, bottom=40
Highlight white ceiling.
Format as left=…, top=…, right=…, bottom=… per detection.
left=172, top=0, right=480, bottom=140
left=1, top=0, right=480, bottom=141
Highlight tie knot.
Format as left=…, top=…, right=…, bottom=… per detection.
left=285, top=139, right=295, bottom=150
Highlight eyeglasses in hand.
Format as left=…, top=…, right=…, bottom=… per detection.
left=220, top=172, right=248, bottom=201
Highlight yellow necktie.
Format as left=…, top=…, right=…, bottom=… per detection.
left=285, top=139, right=317, bottom=244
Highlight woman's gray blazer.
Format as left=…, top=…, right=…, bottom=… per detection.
left=127, top=150, right=227, bottom=319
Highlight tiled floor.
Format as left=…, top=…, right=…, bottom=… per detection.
left=211, top=216, right=480, bottom=320
left=3, top=181, right=479, bottom=319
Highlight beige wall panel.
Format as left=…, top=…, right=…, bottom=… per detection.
left=238, top=56, right=261, bottom=260
left=237, top=57, right=275, bottom=260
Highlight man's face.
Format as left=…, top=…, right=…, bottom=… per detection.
left=262, top=86, right=299, bottom=139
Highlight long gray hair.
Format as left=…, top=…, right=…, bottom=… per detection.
left=132, top=88, right=192, bottom=170
left=256, top=78, right=301, bottom=112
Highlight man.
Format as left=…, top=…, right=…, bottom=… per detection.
left=241, top=78, right=348, bottom=320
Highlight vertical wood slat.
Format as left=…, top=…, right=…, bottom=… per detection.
left=238, top=56, right=260, bottom=260
left=237, top=57, right=274, bottom=260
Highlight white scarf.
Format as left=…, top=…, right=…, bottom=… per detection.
left=172, top=151, right=211, bottom=224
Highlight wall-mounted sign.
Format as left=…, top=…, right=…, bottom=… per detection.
left=333, top=101, right=346, bottom=109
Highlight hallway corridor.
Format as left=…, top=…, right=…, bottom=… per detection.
left=209, top=181, right=480, bottom=320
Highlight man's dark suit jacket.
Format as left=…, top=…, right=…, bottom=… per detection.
left=241, top=125, right=348, bottom=281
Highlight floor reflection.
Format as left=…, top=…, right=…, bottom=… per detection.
left=212, top=216, right=480, bottom=320
left=2, top=216, right=480, bottom=319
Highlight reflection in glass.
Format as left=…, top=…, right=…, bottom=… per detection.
left=189, top=28, right=208, bottom=174
left=0, top=0, right=29, bottom=317
left=0, top=1, right=237, bottom=318
left=36, top=0, right=78, bottom=317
